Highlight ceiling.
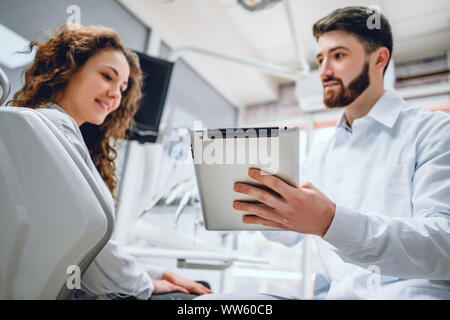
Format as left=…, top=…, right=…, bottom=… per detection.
left=119, top=0, right=450, bottom=109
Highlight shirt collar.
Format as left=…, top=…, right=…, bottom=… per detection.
left=366, top=89, right=406, bottom=128
left=336, top=89, right=406, bottom=130
left=45, top=102, right=84, bottom=137
left=336, top=113, right=352, bottom=133
left=46, top=102, right=68, bottom=115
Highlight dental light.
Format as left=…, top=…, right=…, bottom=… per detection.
left=0, top=23, right=35, bottom=69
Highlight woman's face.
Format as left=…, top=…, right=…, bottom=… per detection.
left=57, top=49, right=130, bottom=126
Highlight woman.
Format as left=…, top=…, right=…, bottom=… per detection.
left=8, top=24, right=212, bottom=300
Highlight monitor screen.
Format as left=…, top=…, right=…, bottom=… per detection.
left=128, top=51, right=174, bottom=143
left=80, top=51, right=174, bottom=144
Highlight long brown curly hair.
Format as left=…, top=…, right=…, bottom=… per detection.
left=8, top=24, right=143, bottom=197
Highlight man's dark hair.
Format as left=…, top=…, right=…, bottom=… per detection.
left=313, top=6, right=393, bottom=74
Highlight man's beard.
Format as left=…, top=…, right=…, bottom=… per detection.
left=323, top=62, right=370, bottom=108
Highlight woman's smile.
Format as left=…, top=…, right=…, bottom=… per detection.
left=95, top=98, right=112, bottom=113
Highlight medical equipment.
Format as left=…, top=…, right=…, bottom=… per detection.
left=173, top=185, right=194, bottom=226
left=139, top=176, right=191, bottom=217
left=0, top=66, right=11, bottom=105
left=127, top=52, right=174, bottom=143
left=238, top=0, right=282, bottom=12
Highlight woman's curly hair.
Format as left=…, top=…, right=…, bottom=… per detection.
left=8, top=24, right=143, bottom=197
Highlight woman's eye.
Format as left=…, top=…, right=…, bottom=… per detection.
left=335, top=53, right=343, bottom=59
left=102, top=72, right=112, bottom=81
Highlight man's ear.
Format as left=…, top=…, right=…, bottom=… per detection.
left=373, top=47, right=390, bottom=73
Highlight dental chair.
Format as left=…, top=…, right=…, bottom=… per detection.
left=0, top=67, right=114, bottom=299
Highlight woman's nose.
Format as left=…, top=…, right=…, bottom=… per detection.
left=107, top=85, right=121, bottom=100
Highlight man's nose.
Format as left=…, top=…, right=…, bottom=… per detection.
left=319, top=60, right=334, bottom=81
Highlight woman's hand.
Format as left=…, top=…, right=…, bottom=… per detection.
left=162, top=270, right=213, bottom=295
left=152, top=279, right=190, bottom=295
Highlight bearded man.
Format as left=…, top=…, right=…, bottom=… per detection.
left=232, top=6, right=450, bottom=299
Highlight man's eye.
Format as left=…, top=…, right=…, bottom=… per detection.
left=335, top=53, right=343, bottom=59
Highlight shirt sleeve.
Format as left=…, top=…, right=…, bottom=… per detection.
left=80, top=240, right=155, bottom=300
left=143, top=264, right=165, bottom=280
left=322, top=113, right=450, bottom=280
left=261, top=230, right=304, bottom=247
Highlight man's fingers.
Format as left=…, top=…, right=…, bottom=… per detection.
left=242, top=215, right=287, bottom=230
left=234, top=201, right=288, bottom=225
left=248, top=168, right=295, bottom=197
left=298, top=181, right=314, bottom=190
left=234, top=182, right=286, bottom=210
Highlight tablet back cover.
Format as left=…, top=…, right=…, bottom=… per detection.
left=191, top=127, right=299, bottom=231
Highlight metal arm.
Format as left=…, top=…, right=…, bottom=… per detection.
left=0, top=67, right=11, bottom=105
left=168, top=45, right=309, bottom=80
left=167, top=1, right=311, bottom=81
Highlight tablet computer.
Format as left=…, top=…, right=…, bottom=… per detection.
left=190, top=126, right=300, bottom=231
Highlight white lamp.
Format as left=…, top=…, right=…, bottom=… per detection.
left=0, top=23, right=35, bottom=69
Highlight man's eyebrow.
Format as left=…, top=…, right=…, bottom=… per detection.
left=315, top=46, right=350, bottom=59
left=101, top=64, right=128, bottom=87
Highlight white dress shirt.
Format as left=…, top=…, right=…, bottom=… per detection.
left=36, top=103, right=164, bottom=300
left=263, top=89, right=450, bottom=299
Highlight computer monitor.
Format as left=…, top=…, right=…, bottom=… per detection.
left=80, top=51, right=174, bottom=144
left=127, top=51, right=174, bottom=143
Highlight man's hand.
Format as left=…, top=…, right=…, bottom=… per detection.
left=233, top=168, right=336, bottom=237
left=161, top=270, right=213, bottom=295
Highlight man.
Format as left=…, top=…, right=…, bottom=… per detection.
left=232, top=6, right=450, bottom=299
